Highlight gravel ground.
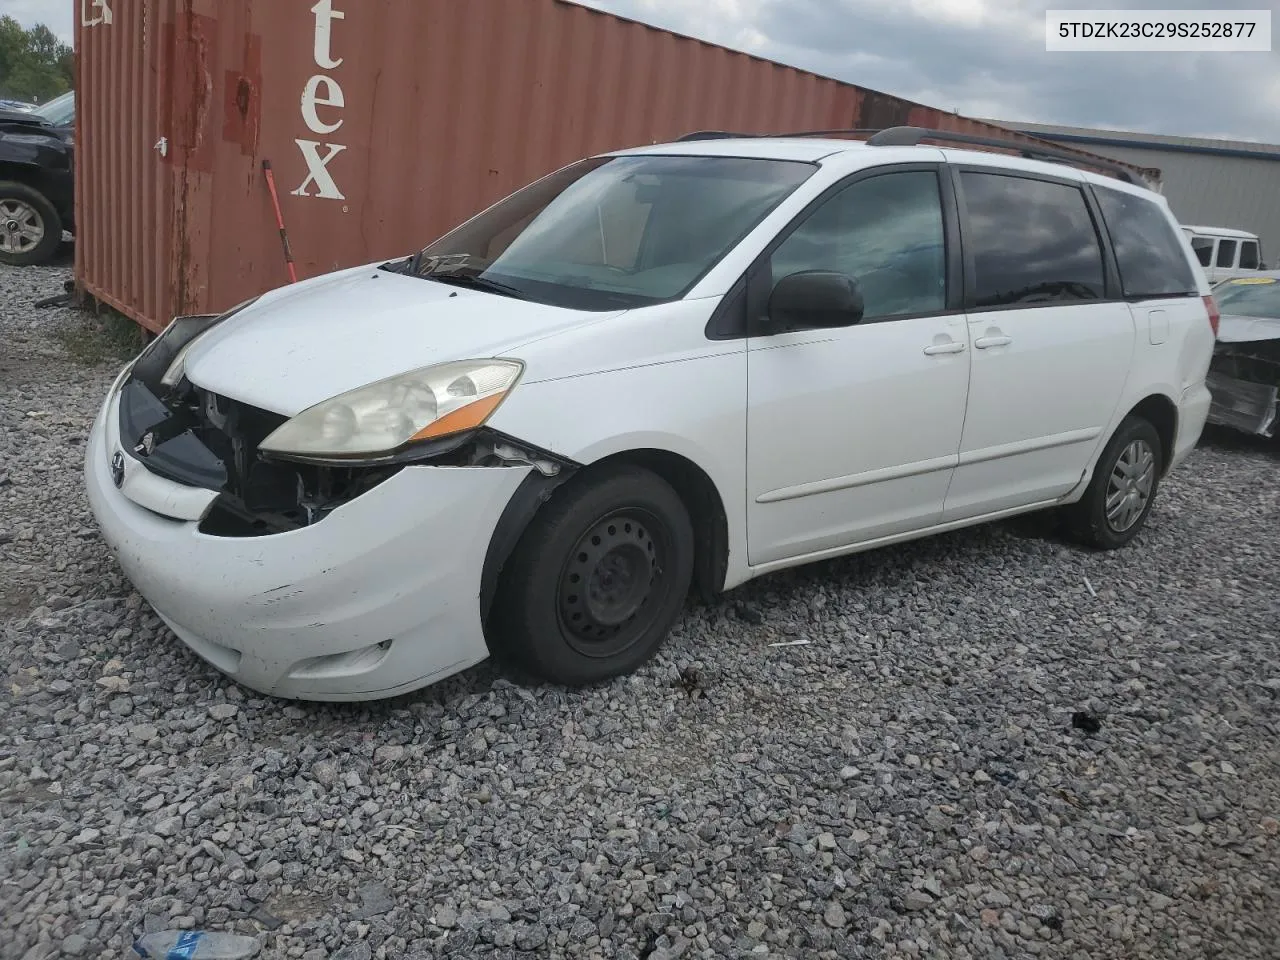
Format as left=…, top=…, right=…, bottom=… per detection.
left=2, top=259, right=1279, bottom=960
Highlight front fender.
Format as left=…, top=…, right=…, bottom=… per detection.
left=486, top=351, right=749, bottom=589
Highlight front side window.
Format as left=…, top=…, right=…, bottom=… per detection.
left=1094, top=186, right=1198, bottom=298
left=959, top=172, right=1105, bottom=307
left=1216, top=239, right=1238, bottom=268
left=1191, top=236, right=1215, bottom=267
left=403, top=154, right=815, bottom=311
left=1240, top=241, right=1260, bottom=270
left=769, top=171, right=947, bottom=320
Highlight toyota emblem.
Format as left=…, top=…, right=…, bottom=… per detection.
left=110, top=451, right=125, bottom=488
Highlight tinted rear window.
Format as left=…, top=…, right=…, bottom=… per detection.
left=960, top=172, right=1104, bottom=307
left=1094, top=187, right=1198, bottom=298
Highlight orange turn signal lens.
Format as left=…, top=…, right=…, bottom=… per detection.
left=409, top=393, right=507, bottom=442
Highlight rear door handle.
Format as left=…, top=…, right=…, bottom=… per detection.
left=975, top=335, right=1012, bottom=349
left=923, top=341, right=965, bottom=356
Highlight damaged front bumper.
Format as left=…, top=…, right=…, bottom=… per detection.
left=1205, top=336, right=1280, bottom=438
left=83, top=364, right=551, bottom=701
left=1205, top=372, right=1277, bottom=437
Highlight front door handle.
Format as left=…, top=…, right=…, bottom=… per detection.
left=923, top=341, right=965, bottom=356
left=975, top=335, right=1012, bottom=349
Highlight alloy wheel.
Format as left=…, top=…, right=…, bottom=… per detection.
left=0, top=199, right=45, bottom=255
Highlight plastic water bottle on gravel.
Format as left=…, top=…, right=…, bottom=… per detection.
left=132, top=930, right=260, bottom=959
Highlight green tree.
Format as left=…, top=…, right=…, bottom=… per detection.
left=0, top=16, right=73, bottom=104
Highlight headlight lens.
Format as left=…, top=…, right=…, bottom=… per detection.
left=159, top=327, right=210, bottom=387
left=127, top=297, right=260, bottom=390
left=259, top=359, right=524, bottom=461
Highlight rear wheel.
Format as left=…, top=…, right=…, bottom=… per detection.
left=1064, top=415, right=1163, bottom=549
left=490, top=464, right=694, bottom=686
left=0, top=182, right=61, bottom=267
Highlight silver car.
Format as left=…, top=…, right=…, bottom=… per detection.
left=1206, top=272, right=1280, bottom=438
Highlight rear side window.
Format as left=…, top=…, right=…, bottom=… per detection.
left=959, top=172, right=1104, bottom=307
left=1094, top=186, right=1198, bottom=298
left=1216, top=239, right=1238, bottom=268
left=1240, top=240, right=1260, bottom=270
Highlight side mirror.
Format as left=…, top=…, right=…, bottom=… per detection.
left=768, top=270, right=865, bottom=332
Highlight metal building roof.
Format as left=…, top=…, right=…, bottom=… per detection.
left=979, top=119, right=1280, bottom=163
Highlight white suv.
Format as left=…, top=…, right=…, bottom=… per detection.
left=1182, top=225, right=1267, bottom=284
left=85, top=127, right=1217, bottom=701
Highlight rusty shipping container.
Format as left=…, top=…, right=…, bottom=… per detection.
left=74, top=0, right=1157, bottom=332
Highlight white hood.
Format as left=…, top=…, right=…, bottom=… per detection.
left=183, top=265, right=617, bottom=415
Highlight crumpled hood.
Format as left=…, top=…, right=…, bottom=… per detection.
left=1216, top=312, right=1280, bottom=345
left=183, top=265, right=616, bottom=415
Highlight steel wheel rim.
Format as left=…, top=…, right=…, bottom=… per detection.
left=0, top=199, right=44, bottom=254
left=557, top=508, right=669, bottom=659
left=1105, top=438, right=1155, bottom=532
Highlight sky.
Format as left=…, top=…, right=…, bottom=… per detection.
left=2, top=0, right=73, bottom=43
left=5, top=0, right=1278, bottom=141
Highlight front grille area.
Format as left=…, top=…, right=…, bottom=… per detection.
left=117, top=375, right=403, bottom=537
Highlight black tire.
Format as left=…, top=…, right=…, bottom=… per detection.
left=0, top=181, right=62, bottom=267
left=490, top=464, right=695, bottom=686
left=1064, top=415, right=1164, bottom=550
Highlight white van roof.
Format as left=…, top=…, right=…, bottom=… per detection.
left=1181, top=225, right=1259, bottom=240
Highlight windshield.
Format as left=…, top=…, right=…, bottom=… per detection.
left=1214, top=277, right=1280, bottom=318
left=34, top=91, right=74, bottom=127
left=402, top=154, right=815, bottom=310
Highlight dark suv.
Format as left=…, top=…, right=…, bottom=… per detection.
left=0, top=90, right=74, bottom=266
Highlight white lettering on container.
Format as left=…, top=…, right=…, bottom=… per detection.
left=300, top=76, right=345, bottom=135
left=81, top=0, right=113, bottom=27
left=291, top=141, right=348, bottom=200
left=311, top=0, right=346, bottom=69
left=295, top=1, right=346, bottom=200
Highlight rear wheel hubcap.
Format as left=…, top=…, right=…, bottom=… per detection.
left=1105, top=438, right=1155, bottom=532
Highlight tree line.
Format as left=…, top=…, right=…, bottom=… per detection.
left=0, top=17, right=74, bottom=105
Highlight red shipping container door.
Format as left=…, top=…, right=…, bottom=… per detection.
left=74, top=0, right=1157, bottom=332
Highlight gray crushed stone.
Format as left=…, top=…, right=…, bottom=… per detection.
left=2, top=259, right=1279, bottom=959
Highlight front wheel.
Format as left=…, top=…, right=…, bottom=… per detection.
left=490, top=464, right=695, bottom=686
left=1064, top=415, right=1163, bottom=549
left=0, top=182, right=62, bottom=267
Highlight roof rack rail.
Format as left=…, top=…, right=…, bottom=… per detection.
left=670, top=125, right=1151, bottom=185
left=863, top=125, right=1146, bottom=185
left=677, top=128, right=883, bottom=142
left=675, top=130, right=758, bottom=142
left=764, top=128, right=883, bottom=140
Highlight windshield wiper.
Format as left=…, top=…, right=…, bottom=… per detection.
left=425, top=272, right=526, bottom=299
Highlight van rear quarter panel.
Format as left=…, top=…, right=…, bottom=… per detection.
left=73, top=0, right=1151, bottom=332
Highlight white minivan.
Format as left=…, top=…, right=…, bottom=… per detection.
left=1182, top=225, right=1267, bottom=283
left=85, top=127, right=1217, bottom=701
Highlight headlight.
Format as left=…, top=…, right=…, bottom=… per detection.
left=259, top=359, right=524, bottom=462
